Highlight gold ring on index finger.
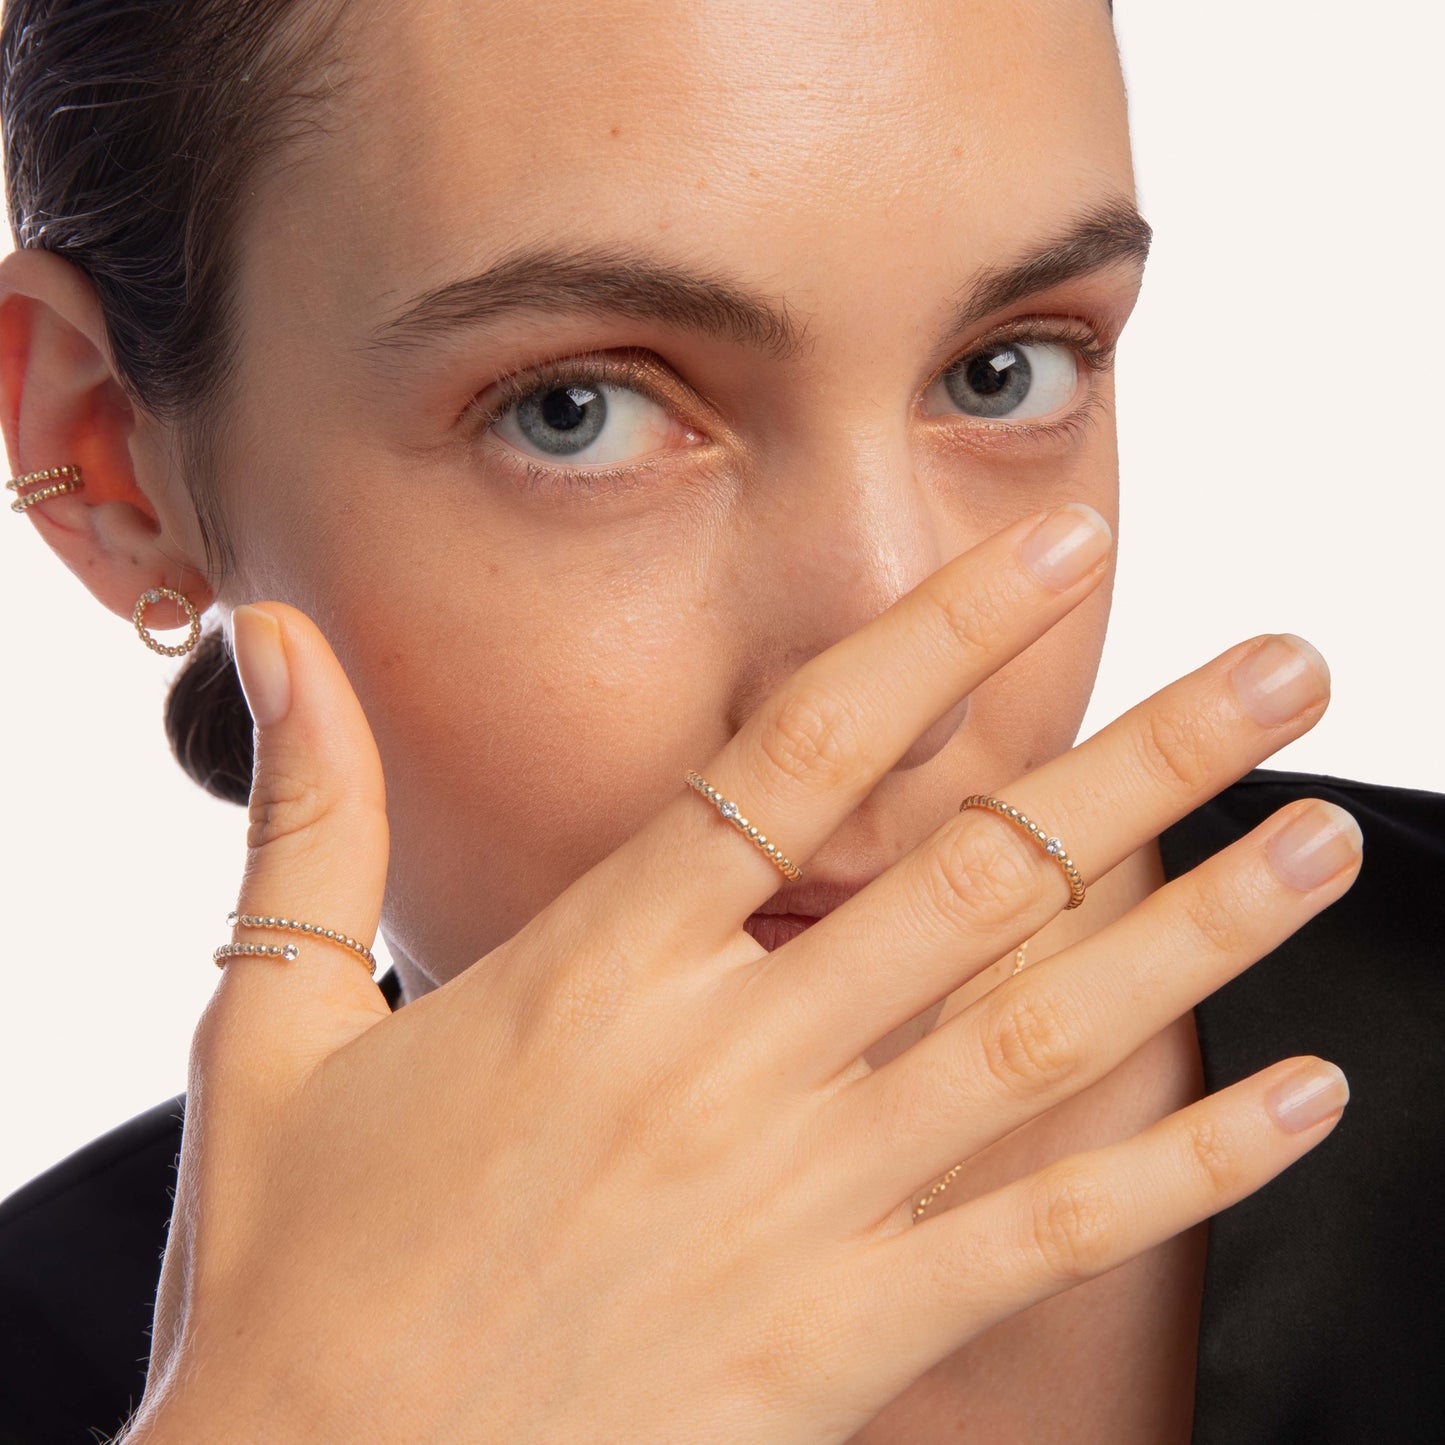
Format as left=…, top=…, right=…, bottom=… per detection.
left=686, top=771, right=803, bottom=881
left=564, top=505, right=1113, bottom=950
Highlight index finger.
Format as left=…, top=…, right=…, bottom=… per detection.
left=565, top=501, right=1114, bottom=955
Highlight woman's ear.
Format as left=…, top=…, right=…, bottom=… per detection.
left=0, top=245, right=216, bottom=636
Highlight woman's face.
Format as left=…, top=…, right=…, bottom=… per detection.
left=213, top=0, right=1142, bottom=1030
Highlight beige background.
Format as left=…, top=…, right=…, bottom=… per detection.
left=3, top=0, right=1441, bottom=1198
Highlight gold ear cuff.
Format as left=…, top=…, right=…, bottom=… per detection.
left=11, top=462, right=204, bottom=656
left=7, top=463, right=84, bottom=513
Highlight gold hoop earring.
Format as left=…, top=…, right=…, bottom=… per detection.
left=133, top=585, right=202, bottom=657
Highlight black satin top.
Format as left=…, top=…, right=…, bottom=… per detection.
left=2, top=767, right=1442, bottom=1443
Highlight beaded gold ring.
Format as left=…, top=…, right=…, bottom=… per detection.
left=957, top=793, right=1087, bottom=910
left=214, top=941, right=301, bottom=964
left=7, top=464, right=84, bottom=513
left=686, top=769, right=803, bottom=881
left=133, top=585, right=202, bottom=657
left=217, top=910, right=378, bottom=977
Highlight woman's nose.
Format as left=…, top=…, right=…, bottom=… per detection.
left=732, top=442, right=976, bottom=773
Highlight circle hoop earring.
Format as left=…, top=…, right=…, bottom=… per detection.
left=133, top=586, right=202, bottom=657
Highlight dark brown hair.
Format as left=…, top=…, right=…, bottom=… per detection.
left=1, top=0, right=351, bottom=804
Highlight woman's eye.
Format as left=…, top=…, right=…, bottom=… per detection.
left=488, top=378, right=691, bottom=466
left=924, top=340, right=1081, bottom=422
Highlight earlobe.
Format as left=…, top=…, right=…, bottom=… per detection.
left=0, top=245, right=216, bottom=635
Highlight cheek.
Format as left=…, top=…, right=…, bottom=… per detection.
left=322, top=427, right=1119, bottom=980
left=348, top=564, right=721, bottom=977
left=363, top=560, right=1111, bottom=980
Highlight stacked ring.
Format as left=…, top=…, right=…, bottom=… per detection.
left=215, top=910, right=378, bottom=977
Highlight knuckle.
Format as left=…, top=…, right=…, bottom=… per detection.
left=1133, top=706, right=1216, bottom=796
left=536, top=944, right=635, bottom=1038
left=929, top=572, right=1011, bottom=656
left=1181, top=1114, right=1247, bottom=1196
left=755, top=684, right=864, bottom=792
left=1179, top=877, right=1250, bottom=958
left=925, top=818, right=1040, bottom=930
left=622, top=1056, right=732, bottom=1163
left=246, top=769, right=332, bottom=851
left=739, top=1281, right=850, bottom=1417
left=1028, top=1165, right=1119, bottom=1285
left=979, top=987, right=1082, bottom=1097
left=187, top=986, right=228, bottom=1076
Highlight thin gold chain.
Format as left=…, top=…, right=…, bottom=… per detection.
left=912, top=939, right=1030, bottom=1223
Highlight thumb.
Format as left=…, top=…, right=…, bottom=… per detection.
left=199, top=601, right=392, bottom=1084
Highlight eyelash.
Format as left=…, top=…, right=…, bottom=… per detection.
left=463, top=320, right=1118, bottom=493
left=462, top=350, right=680, bottom=494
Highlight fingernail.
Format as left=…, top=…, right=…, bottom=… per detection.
left=1231, top=634, right=1330, bottom=726
left=1019, top=503, right=1113, bottom=590
left=232, top=604, right=292, bottom=727
left=1266, top=1060, right=1350, bottom=1133
left=1267, top=801, right=1363, bottom=890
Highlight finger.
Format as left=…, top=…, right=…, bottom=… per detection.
left=852, top=1054, right=1349, bottom=1392
left=194, top=602, right=391, bottom=1091
left=751, top=630, right=1331, bottom=1085
left=817, top=796, right=1362, bottom=1226
left=550, top=502, right=1114, bottom=959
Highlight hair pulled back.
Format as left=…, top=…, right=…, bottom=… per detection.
left=1, top=0, right=349, bottom=804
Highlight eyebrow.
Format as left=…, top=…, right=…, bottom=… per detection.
left=360, top=197, right=1152, bottom=364
left=954, top=199, right=1152, bottom=331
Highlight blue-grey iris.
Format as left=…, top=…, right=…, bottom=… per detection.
left=515, top=385, right=607, bottom=455
left=943, top=345, right=1033, bottom=419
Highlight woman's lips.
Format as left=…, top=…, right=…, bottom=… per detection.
left=743, top=912, right=818, bottom=951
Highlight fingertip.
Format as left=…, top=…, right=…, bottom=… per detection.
left=1265, top=1058, right=1350, bottom=1134
left=232, top=604, right=292, bottom=729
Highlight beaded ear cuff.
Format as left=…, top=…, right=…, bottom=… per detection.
left=9, top=462, right=204, bottom=656
left=6, top=463, right=83, bottom=513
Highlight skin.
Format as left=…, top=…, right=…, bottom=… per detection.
left=3, top=0, right=1223, bottom=1436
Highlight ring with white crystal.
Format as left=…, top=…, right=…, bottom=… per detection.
left=957, top=793, right=1088, bottom=910
left=214, top=910, right=378, bottom=976
left=685, top=769, right=803, bottom=882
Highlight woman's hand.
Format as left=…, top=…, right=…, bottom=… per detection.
left=125, top=502, right=1358, bottom=1444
